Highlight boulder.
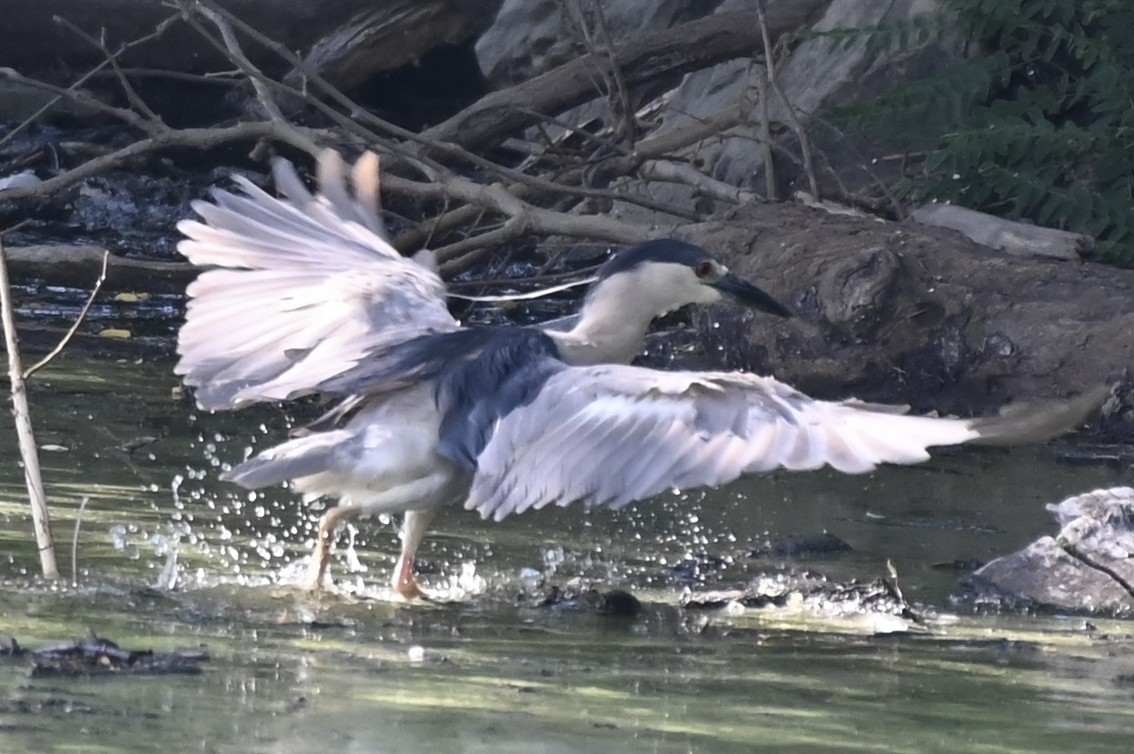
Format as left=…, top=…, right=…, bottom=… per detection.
left=964, top=488, right=1134, bottom=615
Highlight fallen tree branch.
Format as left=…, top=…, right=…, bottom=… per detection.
left=24, top=250, right=110, bottom=379
left=424, top=0, right=831, bottom=150
left=3, top=245, right=195, bottom=286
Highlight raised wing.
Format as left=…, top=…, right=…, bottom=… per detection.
left=176, top=150, right=457, bottom=409
left=465, top=365, right=1106, bottom=521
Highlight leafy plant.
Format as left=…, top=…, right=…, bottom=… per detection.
left=823, top=0, right=1134, bottom=265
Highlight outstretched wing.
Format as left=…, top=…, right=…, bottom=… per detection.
left=176, top=150, right=457, bottom=410
left=465, top=365, right=1105, bottom=521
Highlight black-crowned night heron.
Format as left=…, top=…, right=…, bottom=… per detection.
left=175, top=151, right=1105, bottom=598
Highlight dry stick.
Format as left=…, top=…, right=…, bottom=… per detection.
left=755, top=64, right=777, bottom=199
left=756, top=0, right=819, bottom=199
left=184, top=0, right=427, bottom=157
left=569, top=0, right=636, bottom=148
left=0, top=68, right=161, bottom=136
left=438, top=216, right=529, bottom=277
left=809, top=115, right=906, bottom=218
left=639, top=160, right=759, bottom=205
left=0, top=237, right=59, bottom=579
left=55, top=18, right=161, bottom=122
left=190, top=5, right=287, bottom=124
left=23, top=251, right=109, bottom=379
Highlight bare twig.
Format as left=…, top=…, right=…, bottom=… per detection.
left=23, top=250, right=109, bottom=379
left=438, top=216, right=530, bottom=277
left=380, top=172, right=651, bottom=253
left=0, top=236, right=59, bottom=580
left=177, top=0, right=713, bottom=232
left=55, top=17, right=161, bottom=122
left=0, top=12, right=180, bottom=151
left=756, top=0, right=819, bottom=198
left=187, top=3, right=288, bottom=124
left=568, top=0, right=636, bottom=148
left=0, top=68, right=160, bottom=136
left=755, top=63, right=777, bottom=199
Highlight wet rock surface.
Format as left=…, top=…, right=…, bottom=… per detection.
left=964, top=487, right=1134, bottom=616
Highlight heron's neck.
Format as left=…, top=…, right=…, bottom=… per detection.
left=545, top=276, right=668, bottom=366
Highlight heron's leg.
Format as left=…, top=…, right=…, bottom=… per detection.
left=306, top=503, right=363, bottom=590
left=391, top=508, right=438, bottom=599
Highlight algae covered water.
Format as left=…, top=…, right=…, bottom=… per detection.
left=0, top=356, right=1131, bottom=753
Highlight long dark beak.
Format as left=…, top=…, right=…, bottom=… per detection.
left=711, top=273, right=792, bottom=318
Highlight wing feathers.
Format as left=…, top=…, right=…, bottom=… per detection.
left=176, top=150, right=456, bottom=409
left=467, top=366, right=1095, bottom=520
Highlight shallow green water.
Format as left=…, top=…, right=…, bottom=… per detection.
left=1, top=356, right=1132, bottom=753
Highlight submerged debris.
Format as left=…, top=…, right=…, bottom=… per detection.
left=749, top=532, right=854, bottom=559
left=683, top=570, right=925, bottom=631
left=538, top=585, right=643, bottom=619
left=1, top=632, right=208, bottom=677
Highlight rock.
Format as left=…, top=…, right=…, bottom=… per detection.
left=475, top=0, right=723, bottom=87
left=595, top=589, right=643, bottom=618
left=536, top=584, right=643, bottom=618
left=0, top=170, right=42, bottom=191
left=965, top=488, right=1134, bottom=615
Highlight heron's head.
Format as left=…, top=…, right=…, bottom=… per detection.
left=592, top=239, right=792, bottom=319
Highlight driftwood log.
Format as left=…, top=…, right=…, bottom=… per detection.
left=680, top=203, right=1133, bottom=428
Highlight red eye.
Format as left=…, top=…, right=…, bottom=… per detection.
left=695, top=260, right=713, bottom=278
